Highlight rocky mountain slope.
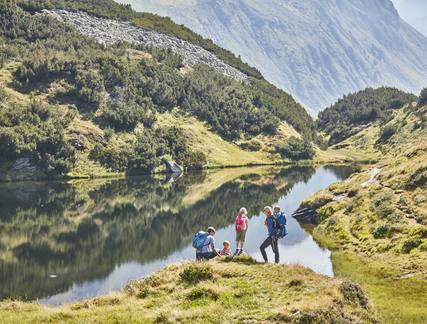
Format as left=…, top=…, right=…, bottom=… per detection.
left=0, top=0, right=315, bottom=181
left=120, top=0, right=427, bottom=113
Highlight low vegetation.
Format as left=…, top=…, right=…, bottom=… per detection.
left=0, top=260, right=376, bottom=323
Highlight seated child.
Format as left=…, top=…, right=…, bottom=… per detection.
left=219, top=240, right=232, bottom=256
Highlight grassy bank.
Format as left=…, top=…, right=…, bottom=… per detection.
left=0, top=258, right=376, bottom=323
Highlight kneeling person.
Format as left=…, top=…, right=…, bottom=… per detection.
left=196, top=227, right=220, bottom=260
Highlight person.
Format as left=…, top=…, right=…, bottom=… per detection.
left=234, top=207, right=249, bottom=256
left=219, top=240, right=232, bottom=256
left=196, top=226, right=220, bottom=260
left=273, top=205, right=287, bottom=238
left=259, top=206, right=280, bottom=263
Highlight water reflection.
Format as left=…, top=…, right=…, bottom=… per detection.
left=0, top=165, right=354, bottom=305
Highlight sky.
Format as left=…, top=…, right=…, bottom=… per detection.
left=391, top=0, right=427, bottom=36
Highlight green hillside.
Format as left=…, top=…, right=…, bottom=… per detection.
left=318, top=87, right=417, bottom=145
left=0, top=0, right=315, bottom=180
left=302, top=94, right=427, bottom=323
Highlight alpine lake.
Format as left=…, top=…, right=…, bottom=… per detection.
left=0, top=165, right=355, bottom=305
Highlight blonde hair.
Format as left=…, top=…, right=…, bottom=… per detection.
left=223, top=240, right=230, bottom=246
left=239, top=207, right=247, bottom=215
left=263, top=206, right=273, bottom=214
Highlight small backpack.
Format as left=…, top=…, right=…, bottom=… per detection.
left=235, top=215, right=247, bottom=232
left=192, top=231, right=209, bottom=249
left=275, top=212, right=288, bottom=238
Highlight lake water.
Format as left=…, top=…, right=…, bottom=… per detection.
left=0, top=165, right=354, bottom=305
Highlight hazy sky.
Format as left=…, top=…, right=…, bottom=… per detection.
left=392, top=0, right=427, bottom=36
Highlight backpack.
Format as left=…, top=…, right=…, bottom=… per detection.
left=235, top=215, right=247, bottom=232
left=192, top=231, right=209, bottom=249
left=275, top=212, right=288, bottom=238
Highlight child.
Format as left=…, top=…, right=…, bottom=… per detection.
left=234, top=207, right=249, bottom=256
left=219, top=240, right=232, bottom=256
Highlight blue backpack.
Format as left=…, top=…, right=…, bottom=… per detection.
left=275, top=212, right=288, bottom=238
left=192, top=231, right=209, bottom=249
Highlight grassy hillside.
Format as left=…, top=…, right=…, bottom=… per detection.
left=301, top=100, right=427, bottom=322
left=0, top=1, right=316, bottom=180
left=0, top=259, right=376, bottom=323
left=318, top=87, right=417, bottom=145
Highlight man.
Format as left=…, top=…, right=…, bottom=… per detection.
left=196, top=226, right=220, bottom=260
left=259, top=206, right=280, bottom=263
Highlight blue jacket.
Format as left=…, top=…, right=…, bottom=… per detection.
left=266, top=216, right=278, bottom=236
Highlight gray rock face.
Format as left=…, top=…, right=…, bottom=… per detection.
left=117, top=0, right=427, bottom=114
left=43, top=9, right=247, bottom=81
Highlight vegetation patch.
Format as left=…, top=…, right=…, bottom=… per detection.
left=179, top=264, right=214, bottom=284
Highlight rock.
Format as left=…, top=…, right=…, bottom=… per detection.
left=164, top=160, right=183, bottom=174
left=43, top=10, right=247, bottom=82
left=292, top=207, right=318, bottom=225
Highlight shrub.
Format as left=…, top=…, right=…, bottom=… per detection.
left=275, top=137, right=315, bottom=160
left=339, top=280, right=369, bottom=308
left=401, top=239, right=422, bottom=253
left=179, top=265, right=213, bottom=284
left=418, top=88, right=427, bottom=106
left=379, top=124, right=397, bottom=142
left=372, top=224, right=391, bottom=239
left=186, top=287, right=219, bottom=301
left=240, top=140, right=262, bottom=152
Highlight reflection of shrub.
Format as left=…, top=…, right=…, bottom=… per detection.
left=179, top=265, right=213, bottom=284
left=275, top=137, right=315, bottom=160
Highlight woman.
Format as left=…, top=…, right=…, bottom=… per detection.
left=259, top=206, right=279, bottom=263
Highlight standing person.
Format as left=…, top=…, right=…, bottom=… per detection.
left=195, top=227, right=220, bottom=260
left=259, top=206, right=280, bottom=263
left=234, top=207, right=249, bottom=256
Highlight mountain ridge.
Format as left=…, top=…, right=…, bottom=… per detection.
left=118, top=0, right=427, bottom=113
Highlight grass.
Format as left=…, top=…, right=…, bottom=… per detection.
left=332, top=251, right=427, bottom=324
left=0, top=260, right=376, bottom=323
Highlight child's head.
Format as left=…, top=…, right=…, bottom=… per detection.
left=239, top=207, right=247, bottom=216
left=263, top=206, right=273, bottom=216
left=223, top=240, right=230, bottom=248
left=273, top=205, right=281, bottom=214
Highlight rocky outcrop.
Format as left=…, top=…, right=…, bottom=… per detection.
left=42, top=10, right=247, bottom=81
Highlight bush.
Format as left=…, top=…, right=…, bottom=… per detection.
left=275, top=137, right=315, bottom=160
left=339, top=280, right=369, bottom=308
left=240, top=140, right=262, bottom=152
left=186, top=287, right=219, bottom=301
left=179, top=265, right=213, bottom=284
left=418, top=88, right=427, bottom=106
left=379, top=124, right=397, bottom=142
left=401, top=239, right=422, bottom=253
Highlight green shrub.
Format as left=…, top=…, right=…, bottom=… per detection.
left=339, top=280, right=369, bottom=308
left=179, top=265, right=213, bottom=284
left=240, top=140, right=262, bottom=152
left=401, top=239, right=422, bottom=253
left=379, top=124, right=397, bottom=142
left=186, top=287, right=219, bottom=301
left=275, top=137, right=315, bottom=160
left=418, top=88, right=427, bottom=106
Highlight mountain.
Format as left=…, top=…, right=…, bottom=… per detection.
left=117, top=0, right=427, bottom=113
left=0, top=0, right=315, bottom=181
left=392, top=0, right=427, bottom=37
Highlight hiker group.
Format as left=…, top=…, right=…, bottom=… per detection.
left=192, top=206, right=287, bottom=263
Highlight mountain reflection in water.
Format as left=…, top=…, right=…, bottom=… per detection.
left=0, top=165, right=354, bottom=305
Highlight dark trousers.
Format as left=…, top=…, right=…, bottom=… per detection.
left=260, top=236, right=279, bottom=263
left=196, top=252, right=215, bottom=261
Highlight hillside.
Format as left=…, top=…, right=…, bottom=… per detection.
left=120, top=0, right=427, bottom=113
left=0, top=0, right=315, bottom=181
left=298, top=96, right=427, bottom=322
left=0, top=260, right=376, bottom=323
